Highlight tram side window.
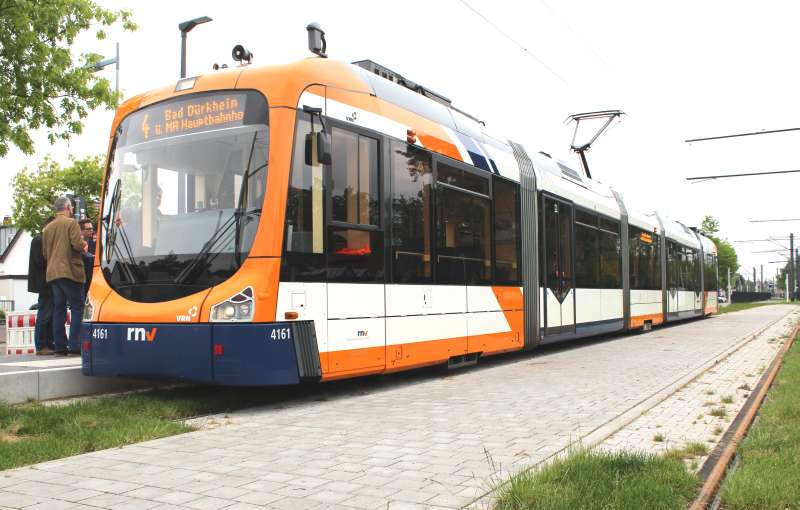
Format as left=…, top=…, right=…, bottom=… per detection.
left=330, top=128, right=379, bottom=226
left=651, top=233, right=662, bottom=289
left=493, top=177, right=520, bottom=285
left=327, top=129, right=383, bottom=282
left=575, top=209, right=600, bottom=288
left=436, top=166, right=491, bottom=285
left=390, top=141, right=433, bottom=283
left=629, top=228, right=660, bottom=290
left=667, top=241, right=678, bottom=290
left=692, top=248, right=701, bottom=292
left=704, top=253, right=716, bottom=292
left=598, top=217, right=621, bottom=288
left=282, top=113, right=326, bottom=281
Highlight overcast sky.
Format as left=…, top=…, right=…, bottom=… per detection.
left=3, top=0, right=799, bottom=280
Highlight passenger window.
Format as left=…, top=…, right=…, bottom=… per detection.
left=437, top=163, right=489, bottom=195
left=326, top=127, right=383, bottom=283
left=327, top=227, right=384, bottom=282
left=436, top=187, right=491, bottom=285
left=493, top=178, right=520, bottom=285
left=331, top=129, right=379, bottom=226
left=575, top=210, right=599, bottom=288
left=598, top=217, right=621, bottom=288
left=391, top=141, right=433, bottom=283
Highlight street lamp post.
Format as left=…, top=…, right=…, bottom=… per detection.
left=93, top=42, right=120, bottom=97
left=179, top=16, right=212, bottom=78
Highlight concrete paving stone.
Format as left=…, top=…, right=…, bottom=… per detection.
left=0, top=490, right=45, bottom=508
left=233, top=491, right=284, bottom=506
left=74, top=477, right=143, bottom=494
left=178, top=481, right=226, bottom=494
left=222, top=503, right=265, bottom=510
left=55, top=488, right=105, bottom=502
left=78, top=493, right=134, bottom=508
left=263, top=496, right=320, bottom=510
left=239, top=480, right=284, bottom=493
left=388, top=489, right=437, bottom=504
left=201, top=486, right=250, bottom=500
left=153, top=491, right=204, bottom=505
left=425, top=492, right=475, bottom=508
left=123, top=486, right=174, bottom=500
left=306, top=490, right=352, bottom=504
left=3, top=480, right=70, bottom=498
left=339, top=494, right=386, bottom=510
left=382, top=501, right=426, bottom=510
left=107, top=497, right=163, bottom=510
left=385, top=478, right=434, bottom=491
left=22, top=501, right=80, bottom=510
left=182, top=495, right=236, bottom=510
left=320, top=470, right=363, bottom=482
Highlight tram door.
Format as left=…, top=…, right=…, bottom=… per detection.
left=542, top=196, right=576, bottom=336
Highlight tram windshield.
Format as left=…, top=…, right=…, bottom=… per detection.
left=101, top=91, right=269, bottom=303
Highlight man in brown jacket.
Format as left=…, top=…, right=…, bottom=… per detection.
left=42, top=196, right=87, bottom=355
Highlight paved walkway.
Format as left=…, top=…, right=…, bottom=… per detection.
left=598, top=305, right=800, bottom=468
left=0, top=305, right=797, bottom=510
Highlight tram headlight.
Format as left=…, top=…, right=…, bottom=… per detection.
left=210, top=287, right=255, bottom=322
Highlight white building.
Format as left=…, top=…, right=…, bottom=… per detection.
left=0, top=226, right=37, bottom=311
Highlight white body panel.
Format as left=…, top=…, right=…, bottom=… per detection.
left=385, top=284, right=466, bottom=316
left=467, top=311, right=511, bottom=337
left=276, top=282, right=328, bottom=355
left=575, top=289, right=602, bottom=324
left=386, top=314, right=466, bottom=346
left=601, top=289, right=624, bottom=320
left=327, top=317, right=385, bottom=352
left=327, top=283, right=385, bottom=319
left=326, top=284, right=386, bottom=356
left=467, top=286, right=502, bottom=312
left=631, top=289, right=662, bottom=317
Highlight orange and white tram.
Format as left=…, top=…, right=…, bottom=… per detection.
left=82, top=42, right=718, bottom=385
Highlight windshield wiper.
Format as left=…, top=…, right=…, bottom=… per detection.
left=103, top=178, right=140, bottom=283
left=173, top=212, right=239, bottom=285
left=175, top=131, right=267, bottom=285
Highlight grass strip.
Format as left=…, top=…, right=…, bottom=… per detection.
left=493, top=449, right=698, bottom=510
left=716, top=302, right=786, bottom=315
left=720, top=336, right=800, bottom=509
left=0, top=385, right=294, bottom=471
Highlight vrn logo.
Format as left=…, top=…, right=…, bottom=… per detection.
left=127, top=327, right=158, bottom=342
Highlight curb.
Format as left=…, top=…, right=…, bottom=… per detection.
left=0, top=365, right=150, bottom=405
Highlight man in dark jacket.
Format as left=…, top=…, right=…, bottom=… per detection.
left=28, top=216, right=56, bottom=355
left=43, top=197, right=87, bottom=355
left=78, top=219, right=95, bottom=292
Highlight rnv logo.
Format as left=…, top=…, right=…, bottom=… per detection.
left=126, top=327, right=158, bottom=342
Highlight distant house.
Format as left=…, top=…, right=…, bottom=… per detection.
left=0, top=226, right=36, bottom=311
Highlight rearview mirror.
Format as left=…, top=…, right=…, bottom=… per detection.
left=305, top=131, right=332, bottom=166
left=317, top=131, right=332, bottom=165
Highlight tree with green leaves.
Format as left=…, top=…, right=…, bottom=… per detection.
left=700, top=215, right=739, bottom=288
left=0, top=0, right=136, bottom=157
left=11, top=155, right=104, bottom=233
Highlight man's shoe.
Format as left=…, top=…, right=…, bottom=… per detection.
left=67, top=350, right=81, bottom=356
left=54, top=350, right=69, bottom=357
left=36, top=347, right=55, bottom=355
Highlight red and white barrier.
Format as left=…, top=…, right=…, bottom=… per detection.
left=5, top=310, right=70, bottom=356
